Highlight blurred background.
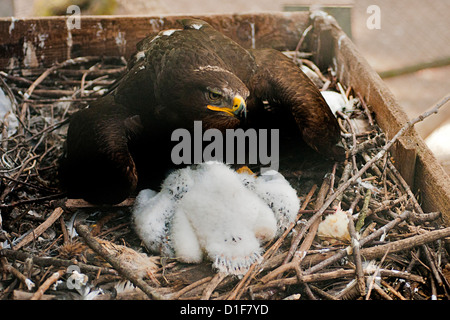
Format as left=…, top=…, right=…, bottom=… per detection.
left=1, top=0, right=449, bottom=173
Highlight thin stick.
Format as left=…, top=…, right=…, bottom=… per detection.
left=372, top=282, right=393, bottom=300
left=360, top=227, right=450, bottom=261
left=0, top=248, right=116, bottom=275
left=357, top=92, right=374, bottom=126
left=290, top=173, right=331, bottom=264
left=0, top=257, right=35, bottom=291
left=387, top=159, right=424, bottom=214
left=366, top=249, right=389, bottom=300
left=171, top=276, right=213, bottom=300
left=355, top=189, right=371, bottom=232
left=30, top=269, right=64, bottom=300
left=421, top=244, right=443, bottom=287
left=75, top=223, right=163, bottom=300
left=18, top=57, right=97, bottom=135
left=201, top=272, right=227, bottom=300
left=23, top=57, right=97, bottom=99
left=380, top=279, right=406, bottom=300
left=13, top=207, right=64, bottom=250
left=294, top=25, right=313, bottom=61
left=347, top=211, right=365, bottom=296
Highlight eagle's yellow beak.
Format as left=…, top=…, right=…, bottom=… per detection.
left=207, top=95, right=247, bottom=119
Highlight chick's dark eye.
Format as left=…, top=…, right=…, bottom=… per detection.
left=208, top=91, right=222, bottom=101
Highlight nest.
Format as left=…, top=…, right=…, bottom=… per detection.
left=1, top=52, right=449, bottom=301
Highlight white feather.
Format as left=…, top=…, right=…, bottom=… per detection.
left=317, top=205, right=351, bottom=242
left=321, top=90, right=351, bottom=116
left=160, top=29, right=181, bottom=36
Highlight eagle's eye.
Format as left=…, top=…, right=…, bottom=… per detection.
left=208, top=91, right=222, bottom=102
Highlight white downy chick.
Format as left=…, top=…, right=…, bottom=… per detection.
left=133, top=167, right=196, bottom=257
left=133, top=162, right=300, bottom=275
left=245, top=170, right=300, bottom=235
left=172, top=163, right=277, bottom=274
left=317, top=204, right=351, bottom=242
left=133, top=189, right=177, bottom=257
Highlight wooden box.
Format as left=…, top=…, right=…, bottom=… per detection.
left=0, top=11, right=449, bottom=224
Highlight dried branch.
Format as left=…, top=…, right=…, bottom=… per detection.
left=1, top=257, right=34, bottom=291
left=13, top=207, right=64, bottom=250
left=30, top=269, right=64, bottom=300
left=75, top=223, right=164, bottom=300
left=360, top=227, right=450, bottom=260
left=0, top=248, right=116, bottom=275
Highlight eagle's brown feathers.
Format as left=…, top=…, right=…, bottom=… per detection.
left=60, top=19, right=343, bottom=204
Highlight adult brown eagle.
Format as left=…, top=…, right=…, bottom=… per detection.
left=59, top=19, right=344, bottom=204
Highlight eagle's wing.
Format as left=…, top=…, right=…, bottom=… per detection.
left=60, top=95, right=140, bottom=204
left=248, top=48, right=344, bottom=160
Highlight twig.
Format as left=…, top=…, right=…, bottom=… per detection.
left=13, top=207, right=64, bottom=250
left=0, top=193, right=65, bottom=209
left=75, top=223, right=164, bottom=300
left=366, top=249, right=389, bottom=300
left=377, top=269, right=425, bottom=284
left=18, top=57, right=98, bottom=135
left=0, top=249, right=116, bottom=275
left=30, top=269, right=64, bottom=300
left=201, top=272, right=227, bottom=300
left=355, top=189, right=371, bottom=232
left=293, top=25, right=313, bottom=61
left=171, top=276, right=213, bottom=300
left=253, top=269, right=356, bottom=292
left=65, top=198, right=135, bottom=209
left=421, top=244, right=443, bottom=287
left=360, top=227, right=450, bottom=261
left=386, top=159, right=424, bottom=214
left=372, top=282, right=393, bottom=300
left=1, top=257, right=34, bottom=291
left=357, top=92, right=374, bottom=126
left=380, top=279, right=406, bottom=300
left=347, top=211, right=365, bottom=296
left=309, top=284, right=339, bottom=300
left=291, top=172, right=331, bottom=264
left=23, top=57, right=99, bottom=99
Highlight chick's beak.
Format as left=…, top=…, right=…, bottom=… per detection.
left=207, top=95, right=247, bottom=119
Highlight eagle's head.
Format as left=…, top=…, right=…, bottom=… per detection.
left=198, top=66, right=249, bottom=131
left=157, top=57, right=249, bottom=131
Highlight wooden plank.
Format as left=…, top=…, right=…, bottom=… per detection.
left=0, top=12, right=311, bottom=70
left=314, top=14, right=450, bottom=224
